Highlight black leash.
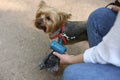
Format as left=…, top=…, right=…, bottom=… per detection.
left=105, top=0, right=120, bottom=8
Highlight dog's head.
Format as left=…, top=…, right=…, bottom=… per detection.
left=34, top=1, right=71, bottom=34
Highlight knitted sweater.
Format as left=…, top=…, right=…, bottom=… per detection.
left=84, top=12, right=120, bottom=67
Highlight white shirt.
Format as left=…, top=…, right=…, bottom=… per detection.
left=84, top=12, right=120, bottom=67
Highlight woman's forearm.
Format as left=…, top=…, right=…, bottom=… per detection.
left=70, top=54, right=84, bottom=64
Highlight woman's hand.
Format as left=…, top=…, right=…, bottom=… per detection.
left=112, top=5, right=120, bottom=12
left=53, top=52, right=84, bottom=65
left=53, top=52, right=74, bottom=65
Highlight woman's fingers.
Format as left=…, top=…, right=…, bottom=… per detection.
left=112, top=5, right=120, bottom=12
left=53, top=52, right=62, bottom=58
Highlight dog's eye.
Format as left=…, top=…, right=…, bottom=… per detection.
left=46, top=16, right=51, bottom=21
left=36, top=13, right=41, bottom=18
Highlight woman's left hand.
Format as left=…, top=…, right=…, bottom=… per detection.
left=112, top=5, right=120, bottom=12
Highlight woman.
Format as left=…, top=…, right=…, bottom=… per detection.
left=53, top=5, right=120, bottom=80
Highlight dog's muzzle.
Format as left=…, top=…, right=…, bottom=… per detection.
left=35, top=19, right=47, bottom=32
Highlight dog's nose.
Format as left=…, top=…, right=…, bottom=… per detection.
left=37, top=19, right=43, bottom=25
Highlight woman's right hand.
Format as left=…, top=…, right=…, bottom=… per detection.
left=53, top=52, right=75, bottom=65
left=53, top=52, right=84, bottom=65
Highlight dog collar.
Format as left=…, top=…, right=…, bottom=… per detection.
left=50, top=25, right=67, bottom=44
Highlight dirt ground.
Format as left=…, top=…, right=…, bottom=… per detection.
left=0, top=0, right=113, bottom=80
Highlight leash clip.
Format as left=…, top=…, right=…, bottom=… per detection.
left=62, top=33, right=70, bottom=40
left=62, top=33, right=75, bottom=40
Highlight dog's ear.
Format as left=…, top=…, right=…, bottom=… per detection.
left=58, top=12, right=71, bottom=22
left=39, top=0, right=47, bottom=8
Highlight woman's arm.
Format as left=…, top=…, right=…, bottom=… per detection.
left=53, top=52, right=84, bottom=65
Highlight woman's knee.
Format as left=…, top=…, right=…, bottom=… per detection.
left=88, top=7, right=116, bottom=23
left=87, top=7, right=117, bottom=47
left=87, top=7, right=116, bottom=35
left=63, top=64, right=80, bottom=80
left=63, top=63, right=92, bottom=80
left=63, top=63, right=120, bottom=80
left=63, top=64, right=76, bottom=80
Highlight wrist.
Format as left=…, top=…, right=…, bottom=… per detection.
left=69, top=54, right=84, bottom=64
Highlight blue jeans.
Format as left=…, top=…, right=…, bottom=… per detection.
left=87, top=7, right=117, bottom=47
left=63, top=8, right=119, bottom=80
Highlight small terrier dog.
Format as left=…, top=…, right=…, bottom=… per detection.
left=34, top=0, right=87, bottom=73
left=34, top=1, right=87, bottom=43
